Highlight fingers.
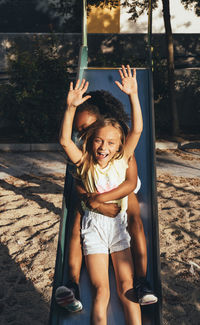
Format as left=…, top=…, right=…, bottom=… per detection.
left=119, top=65, right=135, bottom=79
left=74, top=79, right=80, bottom=90
left=72, top=79, right=89, bottom=92
left=115, top=80, right=123, bottom=90
left=117, top=65, right=130, bottom=84
left=122, top=64, right=128, bottom=78
left=82, top=95, right=91, bottom=103
left=80, top=78, right=86, bottom=90
left=127, top=64, right=132, bottom=77
left=118, top=69, right=124, bottom=81
left=69, top=81, right=73, bottom=91
left=74, top=78, right=86, bottom=89
left=82, top=80, right=89, bottom=93
left=132, top=68, right=136, bottom=78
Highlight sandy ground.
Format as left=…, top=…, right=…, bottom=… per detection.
left=0, top=149, right=199, bottom=325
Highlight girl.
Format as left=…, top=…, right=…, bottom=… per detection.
left=58, top=65, right=142, bottom=325
left=56, top=80, right=157, bottom=314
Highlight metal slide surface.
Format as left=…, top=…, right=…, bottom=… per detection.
left=49, top=68, right=162, bottom=325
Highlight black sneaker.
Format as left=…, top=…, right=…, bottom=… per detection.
left=55, top=281, right=83, bottom=312
left=135, top=278, right=158, bottom=306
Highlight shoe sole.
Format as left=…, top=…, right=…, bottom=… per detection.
left=57, top=301, right=83, bottom=313
left=139, top=294, right=158, bottom=306
left=65, top=304, right=83, bottom=313
left=57, top=300, right=83, bottom=313
left=55, top=286, right=83, bottom=312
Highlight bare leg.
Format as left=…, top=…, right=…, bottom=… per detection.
left=127, top=192, right=147, bottom=278
left=68, top=210, right=82, bottom=283
left=111, top=248, right=141, bottom=325
left=85, top=254, right=110, bottom=325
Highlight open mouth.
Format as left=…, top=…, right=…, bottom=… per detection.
left=96, top=152, right=109, bottom=159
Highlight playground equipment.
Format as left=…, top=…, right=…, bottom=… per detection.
left=49, top=1, right=162, bottom=324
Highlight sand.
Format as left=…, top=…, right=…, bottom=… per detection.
left=158, top=174, right=200, bottom=324
left=0, top=150, right=199, bottom=325
left=0, top=173, right=63, bottom=325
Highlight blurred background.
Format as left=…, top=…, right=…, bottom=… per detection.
left=0, top=0, right=199, bottom=143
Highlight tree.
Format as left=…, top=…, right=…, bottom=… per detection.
left=122, top=0, right=200, bottom=137
left=0, top=0, right=61, bottom=32
left=162, top=0, right=179, bottom=136
left=180, top=0, right=200, bottom=16
left=50, top=0, right=199, bottom=136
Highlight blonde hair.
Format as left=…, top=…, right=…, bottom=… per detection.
left=77, top=118, right=126, bottom=188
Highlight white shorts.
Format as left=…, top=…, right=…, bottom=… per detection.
left=81, top=210, right=131, bottom=256
left=134, top=176, right=141, bottom=194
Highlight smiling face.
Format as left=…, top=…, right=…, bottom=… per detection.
left=92, top=125, right=122, bottom=168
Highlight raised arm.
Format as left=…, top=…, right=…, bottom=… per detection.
left=115, top=65, right=143, bottom=161
left=59, top=79, right=91, bottom=164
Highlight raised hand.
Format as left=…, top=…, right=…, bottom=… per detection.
left=115, top=65, right=138, bottom=95
left=67, top=79, right=91, bottom=108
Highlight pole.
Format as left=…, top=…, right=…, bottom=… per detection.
left=147, top=0, right=153, bottom=70
left=83, top=0, right=87, bottom=47
left=147, top=2, right=163, bottom=323
left=77, top=0, right=88, bottom=80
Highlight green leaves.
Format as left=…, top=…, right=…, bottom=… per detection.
left=0, top=36, right=69, bottom=142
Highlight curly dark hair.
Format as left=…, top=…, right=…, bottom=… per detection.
left=76, top=102, right=100, bottom=117
left=77, top=90, right=130, bottom=136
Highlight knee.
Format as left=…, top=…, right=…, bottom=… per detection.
left=117, top=279, right=133, bottom=300
left=95, top=286, right=110, bottom=304
left=128, top=214, right=144, bottom=233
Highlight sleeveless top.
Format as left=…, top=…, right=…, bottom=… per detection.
left=81, top=158, right=128, bottom=212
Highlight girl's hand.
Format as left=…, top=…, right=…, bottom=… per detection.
left=86, top=195, right=120, bottom=217
left=96, top=203, right=120, bottom=218
left=67, top=79, right=91, bottom=108
left=86, top=193, right=101, bottom=210
left=115, top=65, right=138, bottom=95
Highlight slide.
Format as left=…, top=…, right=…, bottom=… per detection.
left=49, top=68, right=162, bottom=325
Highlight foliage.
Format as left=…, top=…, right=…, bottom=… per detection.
left=120, top=0, right=200, bottom=22
left=0, top=35, right=69, bottom=142
left=118, top=0, right=200, bottom=136
left=49, top=0, right=119, bottom=30
left=50, top=0, right=119, bottom=12
left=108, top=0, right=200, bottom=21
left=121, top=0, right=158, bottom=21
left=180, top=0, right=200, bottom=16
left=152, top=48, right=171, bottom=136
left=0, top=0, right=60, bottom=32
left=88, top=0, right=119, bottom=9
left=1, top=0, right=198, bottom=33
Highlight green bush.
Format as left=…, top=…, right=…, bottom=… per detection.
left=0, top=39, right=69, bottom=142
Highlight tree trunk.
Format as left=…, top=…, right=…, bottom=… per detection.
left=162, top=0, right=179, bottom=136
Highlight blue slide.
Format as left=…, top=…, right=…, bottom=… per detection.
left=49, top=68, right=162, bottom=325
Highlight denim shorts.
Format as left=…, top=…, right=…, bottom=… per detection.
left=81, top=210, right=131, bottom=255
